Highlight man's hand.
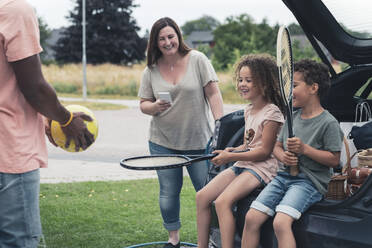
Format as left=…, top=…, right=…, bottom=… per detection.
left=44, top=118, right=57, bottom=147
left=62, top=112, right=94, bottom=152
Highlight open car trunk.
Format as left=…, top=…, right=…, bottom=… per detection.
left=208, top=1, right=372, bottom=247
left=283, top=0, right=372, bottom=122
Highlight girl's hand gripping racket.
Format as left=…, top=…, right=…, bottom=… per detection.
left=276, top=26, right=298, bottom=176
left=120, top=154, right=218, bottom=170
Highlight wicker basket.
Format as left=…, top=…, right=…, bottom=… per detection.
left=326, top=137, right=353, bottom=200
left=326, top=174, right=348, bottom=200
left=357, top=149, right=372, bottom=167
left=349, top=167, right=372, bottom=184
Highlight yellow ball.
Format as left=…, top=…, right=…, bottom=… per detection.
left=51, top=105, right=98, bottom=152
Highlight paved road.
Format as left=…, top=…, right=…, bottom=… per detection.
left=41, top=98, right=244, bottom=183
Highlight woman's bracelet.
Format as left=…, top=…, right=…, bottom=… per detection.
left=60, top=112, right=73, bottom=127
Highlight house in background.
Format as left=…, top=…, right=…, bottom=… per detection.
left=292, top=34, right=341, bottom=72
left=184, top=30, right=215, bottom=49
left=42, top=28, right=65, bottom=61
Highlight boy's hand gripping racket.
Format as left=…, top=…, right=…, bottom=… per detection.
left=276, top=26, right=298, bottom=176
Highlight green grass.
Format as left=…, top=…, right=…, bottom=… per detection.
left=58, top=93, right=139, bottom=100
left=60, top=100, right=127, bottom=111
left=40, top=179, right=198, bottom=248
left=59, top=90, right=245, bottom=105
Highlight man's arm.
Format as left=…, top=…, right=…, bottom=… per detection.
left=10, top=54, right=70, bottom=123
left=10, top=54, right=94, bottom=151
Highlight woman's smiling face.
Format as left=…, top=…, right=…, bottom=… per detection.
left=157, top=26, right=179, bottom=56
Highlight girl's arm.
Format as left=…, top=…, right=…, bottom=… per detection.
left=139, top=98, right=171, bottom=116
left=204, top=81, right=224, bottom=120
left=211, top=120, right=281, bottom=166
left=287, top=137, right=340, bottom=168
left=273, top=141, right=285, bottom=162
left=225, top=144, right=246, bottom=152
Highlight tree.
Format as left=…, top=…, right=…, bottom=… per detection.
left=288, top=22, right=304, bottom=35
left=181, top=15, right=220, bottom=36
left=286, top=23, right=319, bottom=61
left=37, top=16, right=51, bottom=62
left=212, top=15, right=278, bottom=70
left=340, top=23, right=371, bottom=39
left=54, top=0, right=146, bottom=64
left=291, top=40, right=319, bottom=62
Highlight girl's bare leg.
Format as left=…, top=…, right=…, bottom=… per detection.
left=215, top=172, right=261, bottom=248
left=196, top=169, right=236, bottom=248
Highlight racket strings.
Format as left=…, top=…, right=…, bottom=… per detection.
left=124, top=156, right=189, bottom=167
left=280, top=32, right=293, bottom=101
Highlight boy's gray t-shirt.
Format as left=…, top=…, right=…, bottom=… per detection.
left=138, top=50, right=218, bottom=150
left=278, top=109, right=343, bottom=195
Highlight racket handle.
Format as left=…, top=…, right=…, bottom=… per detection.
left=290, top=165, right=299, bottom=176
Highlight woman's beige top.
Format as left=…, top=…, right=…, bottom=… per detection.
left=138, top=50, right=219, bottom=150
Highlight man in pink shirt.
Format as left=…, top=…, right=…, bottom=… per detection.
left=0, top=0, right=94, bottom=247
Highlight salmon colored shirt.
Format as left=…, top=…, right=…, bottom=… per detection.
left=234, top=103, right=284, bottom=184
left=0, top=0, right=47, bottom=173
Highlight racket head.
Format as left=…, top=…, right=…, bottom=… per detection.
left=120, top=155, right=191, bottom=170
left=277, top=26, right=294, bottom=138
left=276, top=26, right=294, bottom=107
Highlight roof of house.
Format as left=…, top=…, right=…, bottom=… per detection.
left=185, top=30, right=214, bottom=48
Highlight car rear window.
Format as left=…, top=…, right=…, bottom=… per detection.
left=321, top=0, right=372, bottom=39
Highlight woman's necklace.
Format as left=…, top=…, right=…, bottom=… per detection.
left=170, top=65, right=174, bottom=72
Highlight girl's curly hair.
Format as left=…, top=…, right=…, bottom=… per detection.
left=233, top=54, right=285, bottom=114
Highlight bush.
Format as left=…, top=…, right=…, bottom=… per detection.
left=52, top=82, right=79, bottom=94
left=219, top=81, right=245, bottom=104
left=94, top=80, right=138, bottom=96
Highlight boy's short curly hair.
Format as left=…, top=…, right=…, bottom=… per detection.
left=294, top=59, right=330, bottom=100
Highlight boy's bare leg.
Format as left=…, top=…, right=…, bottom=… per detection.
left=196, top=169, right=236, bottom=248
left=273, top=212, right=296, bottom=248
left=241, top=208, right=269, bottom=248
left=215, top=172, right=261, bottom=248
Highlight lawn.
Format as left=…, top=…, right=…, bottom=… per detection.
left=60, top=100, right=127, bottom=111
left=40, top=178, right=198, bottom=248
left=42, top=63, right=246, bottom=104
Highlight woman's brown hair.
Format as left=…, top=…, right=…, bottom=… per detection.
left=146, top=17, right=191, bottom=67
left=234, top=54, right=285, bottom=114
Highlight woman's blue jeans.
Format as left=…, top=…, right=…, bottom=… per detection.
left=149, top=141, right=209, bottom=231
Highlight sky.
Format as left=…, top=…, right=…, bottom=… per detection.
left=27, top=0, right=372, bottom=36
left=27, top=0, right=297, bottom=35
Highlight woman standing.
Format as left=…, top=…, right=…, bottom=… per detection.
left=138, top=17, right=223, bottom=248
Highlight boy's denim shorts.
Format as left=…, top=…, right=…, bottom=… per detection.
left=0, top=169, right=42, bottom=248
left=230, top=166, right=266, bottom=187
left=250, top=172, right=323, bottom=220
